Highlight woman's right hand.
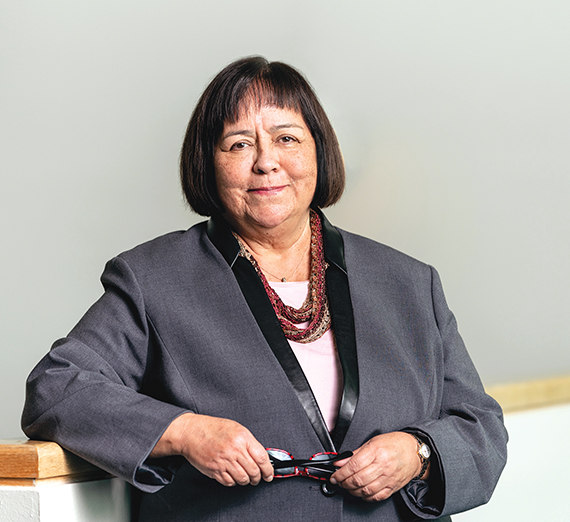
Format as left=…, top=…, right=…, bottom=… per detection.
left=150, top=412, right=274, bottom=487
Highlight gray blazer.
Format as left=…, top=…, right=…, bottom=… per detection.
left=22, top=213, right=507, bottom=521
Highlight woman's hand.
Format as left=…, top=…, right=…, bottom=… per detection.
left=330, top=432, right=427, bottom=502
left=150, top=413, right=274, bottom=487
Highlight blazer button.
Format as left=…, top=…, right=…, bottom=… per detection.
left=321, top=481, right=338, bottom=497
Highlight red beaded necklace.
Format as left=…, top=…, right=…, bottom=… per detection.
left=234, top=210, right=331, bottom=344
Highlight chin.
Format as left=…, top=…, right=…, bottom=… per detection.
left=247, top=207, right=305, bottom=230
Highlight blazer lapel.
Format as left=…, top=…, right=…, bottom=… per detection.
left=319, top=211, right=360, bottom=450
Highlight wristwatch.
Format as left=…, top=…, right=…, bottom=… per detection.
left=412, top=435, right=431, bottom=480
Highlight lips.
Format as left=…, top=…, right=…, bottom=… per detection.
left=247, top=185, right=287, bottom=194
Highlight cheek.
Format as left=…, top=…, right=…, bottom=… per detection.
left=215, top=176, right=239, bottom=210
left=296, top=144, right=317, bottom=176
left=214, top=155, right=252, bottom=189
left=215, top=174, right=242, bottom=215
left=214, top=161, right=237, bottom=192
left=214, top=164, right=247, bottom=213
left=293, top=154, right=318, bottom=185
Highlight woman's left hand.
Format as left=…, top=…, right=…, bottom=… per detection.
left=330, top=432, right=425, bottom=502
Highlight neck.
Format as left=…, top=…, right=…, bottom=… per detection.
left=227, top=211, right=311, bottom=252
left=230, top=212, right=313, bottom=282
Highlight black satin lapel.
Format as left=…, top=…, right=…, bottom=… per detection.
left=318, top=209, right=347, bottom=273
left=327, top=265, right=359, bottom=449
left=206, top=214, right=240, bottom=267
left=232, top=256, right=335, bottom=453
left=319, top=214, right=359, bottom=450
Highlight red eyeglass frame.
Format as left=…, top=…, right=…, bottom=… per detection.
left=266, top=448, right=352, bottom=481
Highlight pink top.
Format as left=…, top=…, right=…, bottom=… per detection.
left=268, top=281, right=343, bottom=431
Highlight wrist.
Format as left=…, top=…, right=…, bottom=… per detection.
left=411, top=434, right=431, bottom=480
left=151, top=412, right=195, bottom=458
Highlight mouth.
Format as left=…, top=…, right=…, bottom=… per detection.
left=247, top=185, right=287, bottom=195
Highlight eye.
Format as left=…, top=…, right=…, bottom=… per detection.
left=229, top=141, right=249, bottom=151
left=278, top=135, right=298, bottom=144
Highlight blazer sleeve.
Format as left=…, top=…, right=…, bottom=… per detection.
left=21, top=256, right=190, bottom=492
left=399, top=266, right=508, bottom=518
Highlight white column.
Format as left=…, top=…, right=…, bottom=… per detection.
left=0, top=478, right=129, bottom=522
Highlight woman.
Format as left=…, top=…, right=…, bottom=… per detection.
left=22, top=57, right=507, bottom=521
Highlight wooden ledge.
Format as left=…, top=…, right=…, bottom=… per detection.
left=486, top=374, right=570, bottom=413
left=0, top=440, right=111, bottom=487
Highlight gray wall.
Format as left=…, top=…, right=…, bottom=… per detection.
left=1, top=1, right=569, bottom=438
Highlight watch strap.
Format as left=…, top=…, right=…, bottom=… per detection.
left=412, top=435, right=430, bottom=480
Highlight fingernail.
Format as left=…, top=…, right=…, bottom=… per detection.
left=329, top=477, right=337, bottom=485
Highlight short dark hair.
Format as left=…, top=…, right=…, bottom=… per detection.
left=180, top=56, right=345, bottom=216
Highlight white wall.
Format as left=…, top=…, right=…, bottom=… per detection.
left=454, top=403, right=570, bottom=521
left=1, top=1, right=569, bottom=441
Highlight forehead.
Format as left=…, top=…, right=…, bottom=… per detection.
left=222, top=104, right=308, bottom=131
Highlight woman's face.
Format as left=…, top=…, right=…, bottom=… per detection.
left=214, top=105, right=317, bottom=236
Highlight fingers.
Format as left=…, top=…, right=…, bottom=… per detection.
left=333, top=459, right=398, bottom=502
left=178, top=414, right=273, bottom=487
left=330, top=432, right=421, bottom=502
left=330, top=444, right=370, bottom=485
left=247, top=442, right=274, bottom=483
left=230, top=443, right=273, bottom=486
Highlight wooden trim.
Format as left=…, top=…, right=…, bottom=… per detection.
left=486, top=374, right=570, bottom=413
left=0, top=440, right=110, bottom=486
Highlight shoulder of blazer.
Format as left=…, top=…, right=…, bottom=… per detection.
left=338, top=228, right=430, bottom=269
left=113, top=222, right=212, bottom=267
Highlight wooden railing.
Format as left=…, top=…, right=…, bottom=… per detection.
left=0, top=439, right=110, bottom=487
left=486, top=374, right=570, bottom=413
left=0, top=441, right=127, bottom=522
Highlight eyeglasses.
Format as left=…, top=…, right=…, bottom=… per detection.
left=266, top=448, right=353, bottom=481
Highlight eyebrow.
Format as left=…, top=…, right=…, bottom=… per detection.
left=270, top=123, right=304, bottom=132
left=220, top=123, right=304, bottom=141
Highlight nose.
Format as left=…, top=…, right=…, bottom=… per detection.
left=253, top=144, right=279, bottom=174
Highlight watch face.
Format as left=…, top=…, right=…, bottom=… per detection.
left=419, top=444, right=431, bottom=459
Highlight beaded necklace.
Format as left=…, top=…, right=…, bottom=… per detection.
left=234, top=210, right=331, bottom=344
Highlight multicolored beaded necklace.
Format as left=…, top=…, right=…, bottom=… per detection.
left=234, top=210, right=331, bottom=344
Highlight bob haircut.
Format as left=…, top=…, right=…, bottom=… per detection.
left=180, top=56, right=345, bottom=216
